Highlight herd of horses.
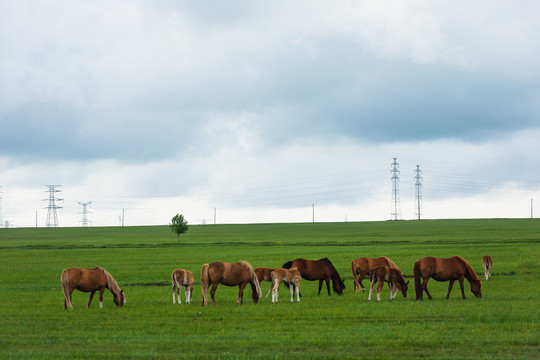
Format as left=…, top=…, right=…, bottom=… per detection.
left=61, top=255, right=493, bottom=309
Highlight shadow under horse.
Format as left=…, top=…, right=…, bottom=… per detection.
left=282, top=257, right=345, bottom=296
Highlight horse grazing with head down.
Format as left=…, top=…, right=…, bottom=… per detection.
left=282, top=258, right=345, bottom=296
left=482, top=255, right=492, bottom=281
left=351, top=256, right=399, bottom=292
left=368, top=266, right=409, bottom=302
left=171, top=269, right=194, bottom=305
left=255, top=267, right=277, bottom=296
left=200, top=261, right=262, bottom=306
left=414, top=256, right=482, bottom=300
left=267, top=267, right=301, bottom=304
left=61, top=267, right=126, bottom=309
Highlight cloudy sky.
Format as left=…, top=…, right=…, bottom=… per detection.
left=1, top=0, right=539, bottom=227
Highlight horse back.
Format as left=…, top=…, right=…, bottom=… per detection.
left=66, top=267, right=107, bottom=292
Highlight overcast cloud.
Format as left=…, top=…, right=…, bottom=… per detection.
left=1, top=0, right=539, bottom=227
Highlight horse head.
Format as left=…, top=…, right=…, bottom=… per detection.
left=332, top=276, right=346, bottom=295
left=113, top=289, right=126, bottom=306
left=471, top=280, right=482, bottom=298
left=401, top=280, right=410, bottom=298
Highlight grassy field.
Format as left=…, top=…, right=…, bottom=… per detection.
left=0, top=219, right=538, bottom=359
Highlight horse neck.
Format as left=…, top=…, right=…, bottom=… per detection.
left=463, top=262, right=480, bottom=284
left=102, top=269, right=121, bottom=296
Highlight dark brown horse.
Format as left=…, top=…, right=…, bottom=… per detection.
left=367, top=266, right=409, bottom=302
left=200, top=261, right=262, bottom=306
left=482, top=255, right=492, bottom=281
left=282, top=258, right=345, bottom=296
left=351, top=256, right=399, bottom=292
left=61, top=267, right=126, bottom=309
left=414, top=256, right=482, bottom=300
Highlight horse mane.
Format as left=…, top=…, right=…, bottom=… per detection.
left=320, top=258, right=346, bottom=289
left=98, top=267, right=122, bottom=296
left=237, top=261, right=262, bottom=297
left=383, top=256, right=398, bottom=269
left=458, top=256, right=480, bottom=282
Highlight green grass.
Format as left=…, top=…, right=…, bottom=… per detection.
left=1, top=219, right=539, bottom=359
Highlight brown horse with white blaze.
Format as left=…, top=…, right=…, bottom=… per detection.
left=351, top=256, right=399, bottom=292
left=171, top=269, right=194, bottom=304
left=368, top=266, right=409, bottom=302
left=61, top=267, right=126, bottom=309
left=414, top=256, right=482, bottom=300
left=200, top=261, right=262, bottom=306
left=282, top=258, right=345, bottom=296
left=482, top=255, right=492, bottom=281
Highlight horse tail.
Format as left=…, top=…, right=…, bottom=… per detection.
left=61, top=269, right=73, bottom=309
left=413, top=260, right=423, bottom=300
left=200, top=264, right=209, bottom=306
left=351, top=260, right=360, bottom=292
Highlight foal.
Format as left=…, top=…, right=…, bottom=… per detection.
left=268, top=267, right=301, bottom=304
left=171, top=269, right=194, bottom=304
left=482, top=256, right=492, bottom=281
left=368, top=266, right=409, bottom=302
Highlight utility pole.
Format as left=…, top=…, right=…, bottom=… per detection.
left=390, top=158, right=401, bottom=220
left=78, top=201, right=92, bottom=227
left=44, top=185, right=63, bottom=227
left=414, top=165, right=423, bottom=220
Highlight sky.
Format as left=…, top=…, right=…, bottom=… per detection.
left=1, top=0, right=539, bottom=227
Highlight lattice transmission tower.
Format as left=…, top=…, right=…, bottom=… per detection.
left=390, top=158, right=401, bottom=220
left=44, top=185, right=63, bottom=227
left=78, top=201, right=92, bottom=227
left=414, top=165, right=423, bottom=220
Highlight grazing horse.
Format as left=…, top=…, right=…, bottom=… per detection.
left=255, top=267, right=277, bottom=296
left=200, top=261, right=262, bottom=306
left=414, top=256, right=482, bottom=300
left=282, top=258, right=345, bottom=296
left=367, top=266, right=409, bottom=302
left=351, top=256, right=399, bottom=292
left=171, top=269, right=194, bottom=305
left=61, top=267, right=126, bottom=309
left=267, top=267, right=301, bottom=304
left=482, top=255, right=493, bottom=281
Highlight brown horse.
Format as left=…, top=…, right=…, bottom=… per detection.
left=282, top=258, right=345, bottom=296
left=255, top=267, right=277, bottom=297
left=351, top=256, right=399, bottom=292
left=171, top=269, right=194, bottom=305
left=61, top=267, right=126, bottom=309
left=414, top=256, right=482, bottom=300
left=200, top=261, right=262, bottom=306
left=268, top=267, right=301, bottom=304
left=482, top=255, right=492, bottom=281
left=368, top=266, right=409, bottom=302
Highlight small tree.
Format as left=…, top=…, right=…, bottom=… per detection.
left=169, top=213, right=189, bottom=242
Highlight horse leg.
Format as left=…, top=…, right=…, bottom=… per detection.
left=99, top=289, right=104, bottom=308
left=459, top=278, right=466, bottom=299
left=210, top=283, right=219, bottom=306
left=422, top=278, right=432, bottom=300
left=172, top=284, right=176, bottom=304
left=289, top=282, right=294, bottom=302
left=325, top=279, right=331, bottom=296
left=359, top=273, right=366, bottom=292
left=446, top=280, right=455, bottom=299
left=368, top=279, right=376, bottom=301
left=389, top=282, right=394, bottom=301
left=318, top=280, right=323, bottom=295
left=237, top=282, right=247, bottom=305
left=296, top=281, right=300, bottom=303
left=377, top=281, right=383, bottom=302
left=87, top=291, right=96, bottom=308
left=65, top=289, right=74, bottom=309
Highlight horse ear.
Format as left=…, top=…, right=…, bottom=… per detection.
left=406, top=281, right=410, bottom=285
